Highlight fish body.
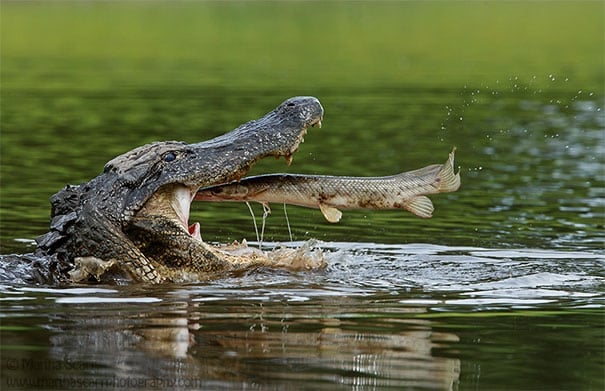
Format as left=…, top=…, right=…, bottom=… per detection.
left=195, top=149, right=460, bottom=222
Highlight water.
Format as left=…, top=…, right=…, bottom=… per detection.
left=1, top=2, right=604, bottom=390
left=1, top=243, right=603, bottom=389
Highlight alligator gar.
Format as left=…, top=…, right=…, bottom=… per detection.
left=195, top=149, right=460, bottom=222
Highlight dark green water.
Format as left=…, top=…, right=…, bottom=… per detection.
left=1, top=2, right=604, bottom=390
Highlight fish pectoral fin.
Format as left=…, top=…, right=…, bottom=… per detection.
left=319, top=203, right=343, bottom=223
left=403, top=196, right=434, bottom=218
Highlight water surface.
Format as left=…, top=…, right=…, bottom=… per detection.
left=2, top=242, right=603, bottom=390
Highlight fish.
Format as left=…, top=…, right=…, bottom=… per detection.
left=195, top=148, right=460, bottom=222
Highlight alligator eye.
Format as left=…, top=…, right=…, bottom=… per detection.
left=164, top=152, right=176, bottom=162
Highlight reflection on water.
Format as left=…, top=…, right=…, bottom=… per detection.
left=43, top=296, right=460, bottom=390
left=2, top=243, right=603, bottom=389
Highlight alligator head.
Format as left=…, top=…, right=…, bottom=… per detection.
left=35, top=97, right=324, bottom=283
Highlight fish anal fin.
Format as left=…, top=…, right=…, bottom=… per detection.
left=403, top=196, right=434, bottom=218
left=319, top=203, right=342, bottom=223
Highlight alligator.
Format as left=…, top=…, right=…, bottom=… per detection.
left=2, top=97, right=325, bottom=284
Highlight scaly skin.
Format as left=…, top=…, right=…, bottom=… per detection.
left=32, top=97, right=324, bottom=283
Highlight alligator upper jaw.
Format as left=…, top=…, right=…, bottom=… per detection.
left=133, top=109, right=323, bottom=242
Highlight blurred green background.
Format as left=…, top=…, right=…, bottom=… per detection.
left=2, top=1, right=603, bottom=90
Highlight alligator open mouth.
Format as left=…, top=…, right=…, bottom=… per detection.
left=135, top=116, right=323, bottom=243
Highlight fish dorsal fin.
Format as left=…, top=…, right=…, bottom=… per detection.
left=319, top=203, right=343, bottom=223
left=403, top=196, right=434, bottom=218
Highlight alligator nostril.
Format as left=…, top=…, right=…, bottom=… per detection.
left=287, top=102, right=296, bottom=107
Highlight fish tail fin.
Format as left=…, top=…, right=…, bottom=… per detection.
left=403, top=196, right=434, bottom=218
left=401, top=148, right=459, bottom=218
left=437, top=147, right=461, bottom=193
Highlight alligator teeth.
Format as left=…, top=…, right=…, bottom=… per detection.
left=172, top=186, right=193, bottom=229
left=170, top=185, right=203, bottom=240
left=285, top=154, right=293, bottom=166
